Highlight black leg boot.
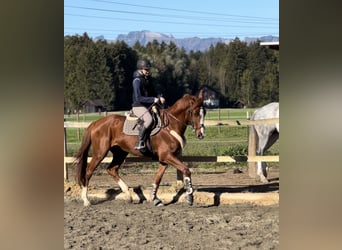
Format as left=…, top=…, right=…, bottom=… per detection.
left=135, top=126, right=148, bottom=150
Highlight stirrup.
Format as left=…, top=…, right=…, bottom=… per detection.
left=134, top=141, right=146, bottom=150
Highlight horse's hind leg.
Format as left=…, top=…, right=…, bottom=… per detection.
left=81, top=137, right=110, bottom=206
left=256, top=135, right=270, bottom=183
left=82, top=154, right=107, bottom=206
left=256, top=157, right=269, bottom=183
left=150, top=163, right=167, bottom=206
left=106, top=147, right=131, bottom=201
left=257, top=130, right=279, bottom=183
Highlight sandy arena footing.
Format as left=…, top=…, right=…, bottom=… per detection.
left=84, top=186, right=279, bottom=206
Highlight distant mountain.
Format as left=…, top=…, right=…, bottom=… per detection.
left=245, top=35, right=279, bottom=44
left=116, top=30, right=174, bottom=45
left=175, top=37, right=230, bottom=52
left=102, top=30, right=278, bottom=52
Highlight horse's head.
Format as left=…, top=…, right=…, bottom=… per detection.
left=186, top=90, right=206, bottom=139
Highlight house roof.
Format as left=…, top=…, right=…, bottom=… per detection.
left=260, top=41, right=279, bottom=50
left=83, top=99, right=105, bottom=106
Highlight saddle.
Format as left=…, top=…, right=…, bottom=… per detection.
left=123, top=108, right=162, bottom=136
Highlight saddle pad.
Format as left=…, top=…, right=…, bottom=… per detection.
left=123, top=115, right=162, bottom=136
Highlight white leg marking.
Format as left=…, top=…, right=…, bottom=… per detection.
left=151, top=183, right=159, bottom=200
left=257, top=161, right=262, bottom=175
left=118, top=179, right=132, bottom=202
left=118, top=179, right=129, bottom=193
left=257, top=161, right=269, bottom=183
left=184, top=176, right=193, bottom=194
left=81, top=186, right=90, bottom=206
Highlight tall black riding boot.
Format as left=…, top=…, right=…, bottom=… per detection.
left=135, top=126, right=148, bottom=150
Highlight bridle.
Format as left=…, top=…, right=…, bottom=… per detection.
left=157, top=102, right=206, bottom=136
left=187, top=105, right=206, bottom=135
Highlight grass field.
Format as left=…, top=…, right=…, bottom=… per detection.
left=64, top=108, right=279, bottom=169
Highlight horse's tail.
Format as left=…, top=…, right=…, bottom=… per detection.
left=74, top=125, right=92, bottom=187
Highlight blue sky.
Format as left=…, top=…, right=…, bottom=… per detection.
left=64, top=0, right=279, bottom=40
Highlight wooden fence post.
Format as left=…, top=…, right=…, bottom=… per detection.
left=64, top=120, right=68, bottom=181
left=248, top=125, right=257, bottom=178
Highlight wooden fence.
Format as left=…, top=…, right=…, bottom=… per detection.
left=64, top=119, right=279, bottom=181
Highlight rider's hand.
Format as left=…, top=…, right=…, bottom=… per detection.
left=159, top=97, right=165, bottom=104
left=154, top=98, right=159, bottom=103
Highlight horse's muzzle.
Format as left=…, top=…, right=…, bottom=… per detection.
left=196, top=126, right=205, bottom=139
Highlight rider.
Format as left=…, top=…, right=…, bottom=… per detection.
left=132, top=59, right=165, bottom=150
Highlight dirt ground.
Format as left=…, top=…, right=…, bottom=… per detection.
left=64, top=164, right=279, bottom=249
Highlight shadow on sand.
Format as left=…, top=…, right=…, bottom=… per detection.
left=90, top=179, right=279, bottom=207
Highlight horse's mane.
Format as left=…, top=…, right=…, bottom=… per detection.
left=167, top=94, right=196, bottom=113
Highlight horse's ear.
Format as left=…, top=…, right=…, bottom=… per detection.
left=197, top=89, right=204, bottom=100
left=195, top=89, right=204, bottom=106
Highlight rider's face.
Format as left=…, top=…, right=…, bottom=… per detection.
left=142, top=68, right=150, bottom=76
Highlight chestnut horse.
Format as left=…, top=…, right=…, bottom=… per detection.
left=74, top=91, right=205, bottom=206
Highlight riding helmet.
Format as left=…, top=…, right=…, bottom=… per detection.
left=137, top=59, right=151, bottom=70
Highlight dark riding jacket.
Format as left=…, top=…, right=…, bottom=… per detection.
left=132, top=70, right=157, bottom=108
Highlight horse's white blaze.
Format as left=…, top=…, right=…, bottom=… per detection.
left=200, top=107, right=206, bottom=136
left=81, top=186, right=90, bottom=206
left=200, top=126, right=205, bottom=136
left=118, top=179, right=129, bottom=193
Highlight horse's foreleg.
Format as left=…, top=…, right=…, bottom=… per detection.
left=163, top=156, right=194, bottom=206
left=180, top=168, right=194, bottom=205
left=151, top=163, right=167, bottom=206
left=183, top=176, right=194, bottom=204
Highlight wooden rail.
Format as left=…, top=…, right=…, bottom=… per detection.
left=64, top=119, right=279, bottom=129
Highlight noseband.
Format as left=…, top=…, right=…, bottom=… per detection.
left=187, top=106, right=205, bottom=133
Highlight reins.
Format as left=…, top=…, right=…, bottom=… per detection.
left=161, top=109, right=186, bottom=127
left=156, top=102, right=203, bottom=132
left=132, top=101, right=161, bottom=130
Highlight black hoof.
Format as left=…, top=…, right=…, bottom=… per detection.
left=153, top=198, right=164, bottom=206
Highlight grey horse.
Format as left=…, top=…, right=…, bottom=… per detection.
left=250, top=102, right=279, bottom=183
